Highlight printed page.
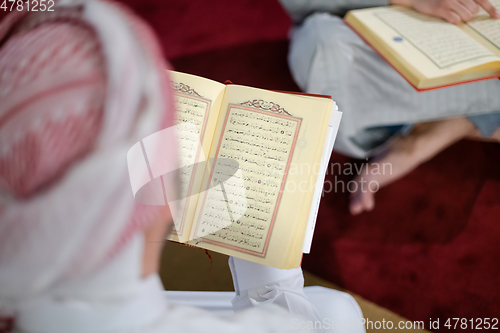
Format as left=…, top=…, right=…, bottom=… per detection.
left=467, top=0, right=500, bottom=50
left=189, top=85, right=332, bottom=269
left=167, top=71, right=225, bottom=242
left=347, top=6, right=500, bottom=82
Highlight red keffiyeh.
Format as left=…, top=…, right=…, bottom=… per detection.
left=0, top=1, right=177, bottom=328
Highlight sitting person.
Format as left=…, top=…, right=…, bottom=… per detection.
left=0, top=1, right=364, bottom=332
left=280, top=0, right=500, bottom=215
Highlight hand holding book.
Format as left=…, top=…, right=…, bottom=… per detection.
left=345, top=0, right=500, bottom=89
left=391, top=0, right=500, bottom=24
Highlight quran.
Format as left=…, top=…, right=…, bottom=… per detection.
left=167, top=71, right=341, bottom=269
left=345, top=2, right=500, bottom=90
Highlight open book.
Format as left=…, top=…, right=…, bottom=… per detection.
left=345, top=1, right=500, bottom=90
left=167, top=71, right=341, bottom=269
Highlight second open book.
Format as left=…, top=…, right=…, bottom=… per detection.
left=167, top=71, right=341, bottom=269
left=345, top=0, right=500, bottom=90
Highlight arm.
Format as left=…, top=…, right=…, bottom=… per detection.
left=279, top=0, right=390, bottom=22
left=280, top=0, right=500, bottom=24
left=390, top=0, right=500, bottom=24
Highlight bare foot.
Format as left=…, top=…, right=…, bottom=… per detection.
left=493, top=128, right=500, bottom=142
left=469, top=126, right=500, bottom=143
left=349, top=117, right=478, bottom=215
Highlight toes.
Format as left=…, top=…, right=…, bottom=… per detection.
left=349, top=201, right=364, bottom=215
left=349, top=190, right=364, bottom=215
left=363, top=191, right=375, bottom=212
left=349, top=186, right=376, bottom=215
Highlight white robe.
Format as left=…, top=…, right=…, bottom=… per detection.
left=13, top=234, right=366, bottom=333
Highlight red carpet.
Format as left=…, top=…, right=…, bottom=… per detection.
left=304, top=143, right=500, bottom=331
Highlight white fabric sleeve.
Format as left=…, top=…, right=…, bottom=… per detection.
left=228, top=257, right=322, bottom=326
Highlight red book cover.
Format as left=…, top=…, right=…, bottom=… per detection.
left=344, top=19, right=500, bottom=92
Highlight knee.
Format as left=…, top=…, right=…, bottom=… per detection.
left=288, top=13, right=366, bottom=92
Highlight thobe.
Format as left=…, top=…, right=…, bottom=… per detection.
left=12, top=233, right=366, bottom=333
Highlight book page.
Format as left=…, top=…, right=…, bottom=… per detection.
left=375, top=9, right=494, bottom=68
left=347, top=6, right=500, bottom=82
left=302, top=105, right=341, bottom=254
left=196, top=103, right=301, bottom=256
left=168, top=71, right=225, bottom=242
left=467, top=0, right=500, bottom=50
left=189, top=85, right=332, bottom=269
